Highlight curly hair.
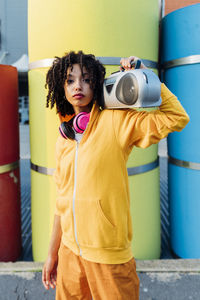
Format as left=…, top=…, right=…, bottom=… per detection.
left=45, top=51, right=106, bottom=116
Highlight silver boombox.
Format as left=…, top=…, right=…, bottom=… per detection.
left=103, top=68, right=161, bottom=108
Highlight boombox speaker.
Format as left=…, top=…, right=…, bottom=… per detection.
left=103, top=69, right=161, bottom=108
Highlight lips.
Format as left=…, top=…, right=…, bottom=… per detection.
left=73, top=93, right=84, bottom=99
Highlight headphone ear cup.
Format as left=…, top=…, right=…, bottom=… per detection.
left=59, top=122, right=75, bottom=139
left=73, top=112, right=90, bottom=133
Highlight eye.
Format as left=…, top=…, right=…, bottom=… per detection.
left=66, top=79, right=73, bottom=84
left=83, top=78, right=90, bottom=84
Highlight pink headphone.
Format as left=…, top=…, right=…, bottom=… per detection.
left=73, top=112, right=90, bottom=133
left=59, top=112, right=90, bottom=139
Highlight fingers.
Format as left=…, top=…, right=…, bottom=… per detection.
left=120, top=56, right=137, bottom=70
left=42, top=266, right=48, bottom=290
left=48, top=273, right=57, bottom=289
left=42, top=265, right=57, bottom=290
left=51, top=273, right=57, bottom=289
left=120, top=56, right=147, bottom=70
left=120, top=57, right=133, bottom=70
left=42, top=265, right=50, bottom=290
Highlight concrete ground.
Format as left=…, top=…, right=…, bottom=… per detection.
left=1, top=260, right=200, bottom=300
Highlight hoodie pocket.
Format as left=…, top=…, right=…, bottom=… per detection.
left=59, top=198, right=74, bottom=243
left=76, top=199, right=117, bottom=248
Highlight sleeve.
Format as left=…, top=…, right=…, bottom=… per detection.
left=53, top=135, right=63, bottom=216
left=112, top=83, right=190, bottom=150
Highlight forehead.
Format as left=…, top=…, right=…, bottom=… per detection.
left=67, top=64, right=88, bottom=76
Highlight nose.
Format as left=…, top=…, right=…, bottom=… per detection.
left=74, top=79, right=82, bottom=91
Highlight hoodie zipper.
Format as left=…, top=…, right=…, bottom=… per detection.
left=72, top=124, right=90, bottom=257
left=72, top=141, right=82, bottom=256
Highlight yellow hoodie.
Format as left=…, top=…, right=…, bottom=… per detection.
left=53, top=83, right=189, bottom=264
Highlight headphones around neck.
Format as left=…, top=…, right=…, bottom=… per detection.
left=59, top=112, right=90, bottom=139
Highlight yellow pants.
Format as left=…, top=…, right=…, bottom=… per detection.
left=56, top=243, right=140, bottom=300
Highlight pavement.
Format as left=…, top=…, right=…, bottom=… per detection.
left=1, top=126, right=200, bottom=299
left=1, top=260, right=200, bottom=299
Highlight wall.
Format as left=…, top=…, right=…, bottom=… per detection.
left=0, top=0, right=28, bottom=65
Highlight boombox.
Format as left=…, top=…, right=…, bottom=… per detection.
left=103, top=68, right=161, bottom=108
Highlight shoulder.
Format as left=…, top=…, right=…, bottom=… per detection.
left=99, top=108, right=129, bottom=124
left=99, top=108, right=139, bottom=132
left=55, top=134, right=66, bottom=155
left=101, top=107, right=136, bottom=118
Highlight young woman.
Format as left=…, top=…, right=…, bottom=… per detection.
left=42, top=51, right=189, bottom=299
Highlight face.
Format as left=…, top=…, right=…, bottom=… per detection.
left=64, top=64, right=94, bottom=114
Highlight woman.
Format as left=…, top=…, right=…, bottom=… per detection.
left=42, top=51, right=189, bottom=299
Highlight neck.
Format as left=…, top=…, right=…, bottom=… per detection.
left=73, top=104, right=92, bottom=115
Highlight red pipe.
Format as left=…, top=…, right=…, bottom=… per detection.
left=0, top=65, right=21, bottom=261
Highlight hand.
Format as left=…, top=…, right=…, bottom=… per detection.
left=42, top=254, right=58, bottom=290
left=120, top=56, right=147, bottom=71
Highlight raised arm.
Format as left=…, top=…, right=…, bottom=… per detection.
left=112, top=56, right=190, bottom=151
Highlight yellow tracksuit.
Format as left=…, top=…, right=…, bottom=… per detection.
left=54, top=83, right=189, bottom=299
left=54, top=83, right=189, bottom=264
